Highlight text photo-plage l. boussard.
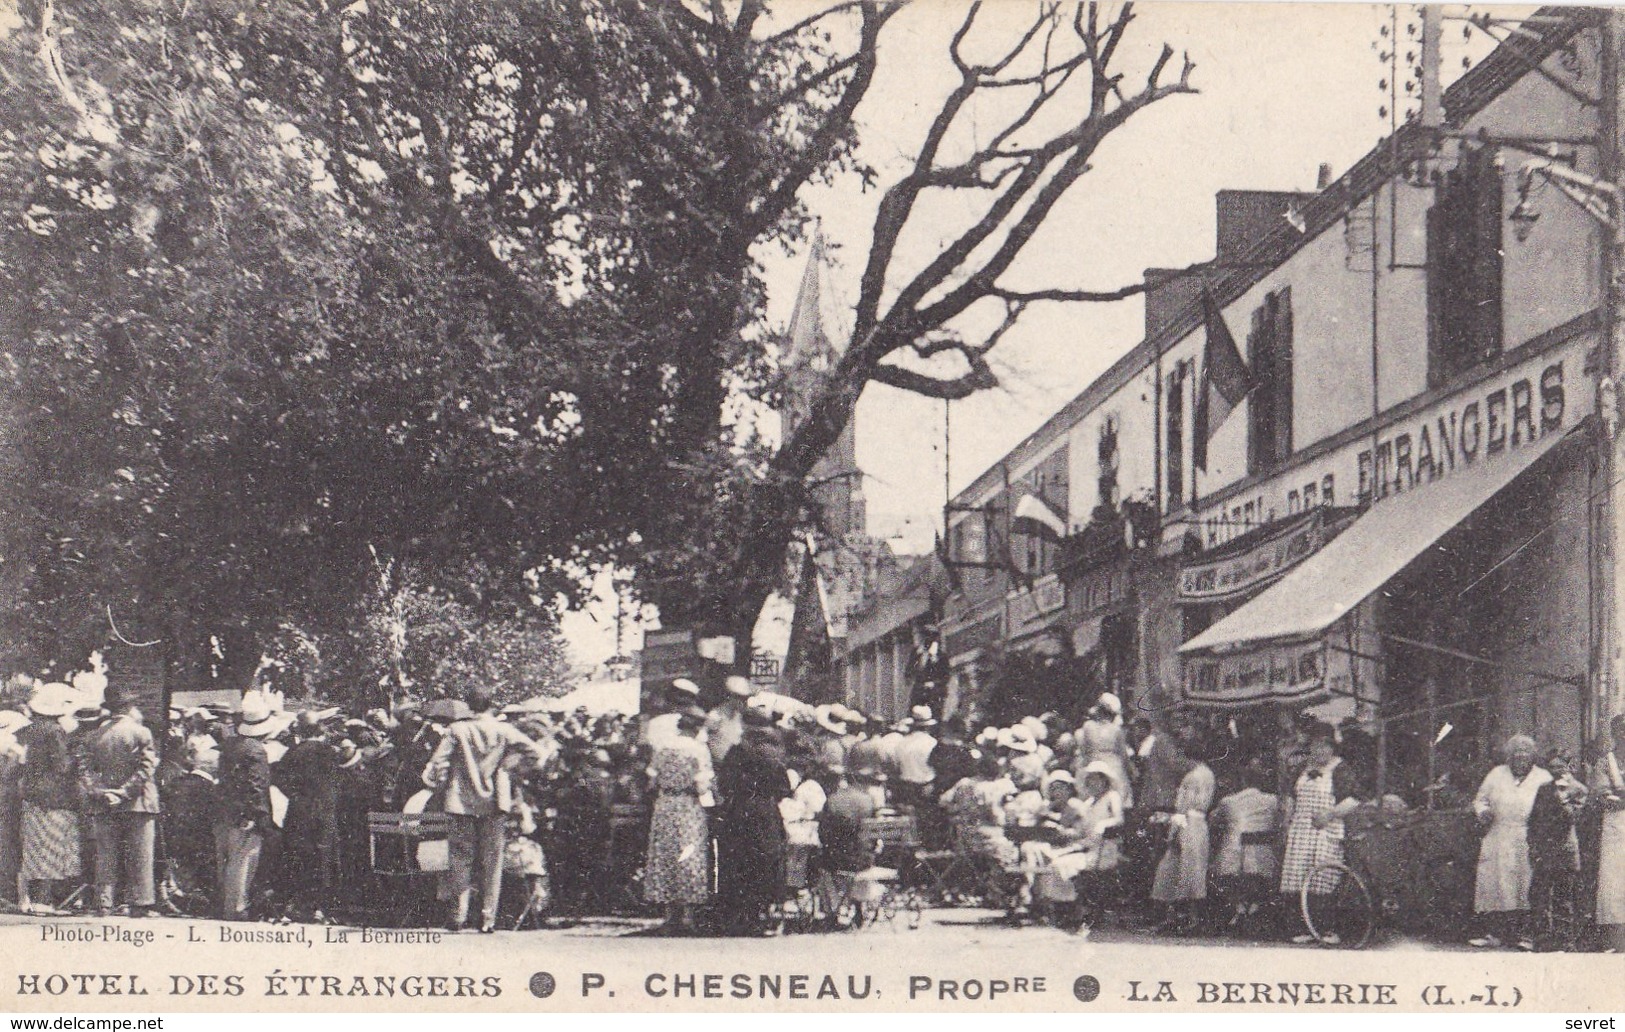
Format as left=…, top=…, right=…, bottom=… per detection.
left=0, top=0, right=1621, bottom=1015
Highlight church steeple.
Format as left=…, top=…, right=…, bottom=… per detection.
left=781, top=228, right=864, bottom=541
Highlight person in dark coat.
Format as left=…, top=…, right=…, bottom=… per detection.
left=550, top=747, right=616, bottom=916
left=81, top=695, right=160, bottom=915
left=1528, top=752, right=1587, bottom=951
left=712, top=709, right=790, bottom=936
left=162, top=739, right=220, bottom=915
left=332, top=739, right=380, bottom=918
left=215, top=702, right=276, bottom=919
left=272, top=712, right=343, bottom=921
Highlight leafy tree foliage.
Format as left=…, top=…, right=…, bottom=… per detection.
left=0, top=0, right=1195, bottom=698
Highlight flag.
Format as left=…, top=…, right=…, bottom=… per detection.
left=1012, top=492, right=1067, bottom=543
left=1193, top=285, right=1256, bottom=472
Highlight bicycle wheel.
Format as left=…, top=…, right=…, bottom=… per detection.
left=1300, top=861, right=1375, bottom=949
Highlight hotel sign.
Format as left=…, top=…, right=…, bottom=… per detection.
left=1183, top=636, right=1354, bottom=709
left=1179, top=507, right=1348, bottom=603
left=1191, top=338, right=1584, bottom=550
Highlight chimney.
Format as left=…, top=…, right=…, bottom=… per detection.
left=1317, top=164, right=1334, bottom=190
left=1215, top=189, right=1316, bottom=261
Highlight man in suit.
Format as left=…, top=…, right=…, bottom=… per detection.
left=82, top=694, right=159, bottom=915
left=422, top=690, right=554, bottom=932
left=216, top=699, right=278, bottom=919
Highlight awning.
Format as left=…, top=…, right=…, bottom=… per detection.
left=1178, top=426, right=1574, bottom=702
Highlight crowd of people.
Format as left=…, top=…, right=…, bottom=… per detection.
left=0, top=665, right=1621, bottom=951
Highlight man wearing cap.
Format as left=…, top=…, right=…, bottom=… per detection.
left=216, top=698, right=278, bottom=919
left=422, top=691, right=555, bottom=932
left=161, top=736, right=218, bottom=914
left=82, top=694, right=159, bottom=916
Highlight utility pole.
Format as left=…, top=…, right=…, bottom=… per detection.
left=1602, top=8, right=1625, bottom=737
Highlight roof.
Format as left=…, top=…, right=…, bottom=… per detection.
left=948, top=7, right=1591, bottom=512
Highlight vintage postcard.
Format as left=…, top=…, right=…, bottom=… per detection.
left=0, top=0, right=1621, bottom=1015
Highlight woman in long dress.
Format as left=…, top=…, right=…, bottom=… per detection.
left=1074, top=694, right=1133, bottom=810
left=1595, top=714, right=1625, bottom=952
left=1278, top=723, right=1362, bottom=943
left=1469, top=734, right=1551, bottom=951
left=1151, top=739, right=1215, bottom=933
left=15, top=684, right=84, bottom=914
left=642, top=706, right=713, bottom=933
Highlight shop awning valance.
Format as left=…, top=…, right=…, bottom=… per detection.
left=1180, top=425, right=1573, bottom=663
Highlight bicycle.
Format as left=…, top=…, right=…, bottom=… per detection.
left=1299, top=805, right=1477, bottom=948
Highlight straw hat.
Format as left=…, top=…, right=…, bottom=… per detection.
left=0, top=710, right=28, bottom=736
left=999, top=725, right=1038, bottom=755
left=910, top=704, right=938, bottom=728
left=237, top=696, right=282, bottom=738
left=27, top=682, right=79, bottom=718
left=1096, top=692, right=1122, bottom=718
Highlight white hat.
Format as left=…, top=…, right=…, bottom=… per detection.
left=1042, top=769, right=1077, bottom=792
left=975, top=726, right=1000, bottom=746
left=0, top=710, right=28, bottom=736
left=1081, top=760, right=1117, bottom=781
left=910, top=704, right=938, bottom=727
left=999, top=725, right=1038, bottom=754
left=725, top=675, right=755, bottom=699
left=1019, top=714, right=1048, bottom=742
left=814, top=704, right=849, bottom=736
left=27, top=682, right=79, bottom=718
left=1096, top=692, right=1122, bottom=717
left=670, top=678, right=700, bottom=697
left=237, top=693, right=293, bottom=738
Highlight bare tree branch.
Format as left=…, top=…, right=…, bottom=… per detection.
left=986, top=282, right=1147, bottom=303
left=869, top=358, right=998, bottom=399
left=761, top=1, right=868, bottom=48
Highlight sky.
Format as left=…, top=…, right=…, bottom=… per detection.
left=562, top=1, right=1514, bottom=666
left=767, top=1, right=1504, bottom=555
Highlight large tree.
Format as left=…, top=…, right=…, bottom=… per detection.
left=0, top=0, right=890, bottom=689
left=0, top=0, right=1196, bottom=691
left=692, top=2, right=1199, bottom=656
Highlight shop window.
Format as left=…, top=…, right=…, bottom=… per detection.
left=1246, top=287, right=1293, bottom=475
left=1165, top=361, right=1187, bottom=512
left=1427, top=144, right=1503, bottom=388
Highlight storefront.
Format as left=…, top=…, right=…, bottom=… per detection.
left=1177, top=335, right=1596, bottom=804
